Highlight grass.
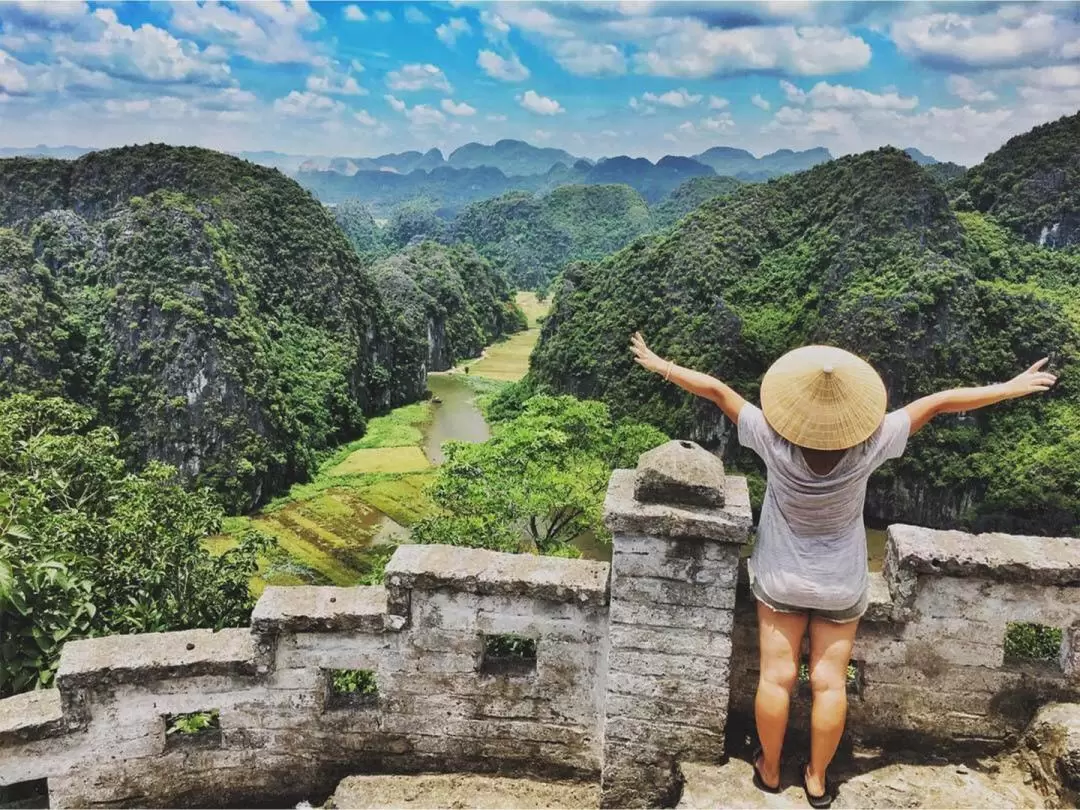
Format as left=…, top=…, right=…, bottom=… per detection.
left=326, top=446, right=431, bottom=476
left=450, top=292, right=550, bottom=382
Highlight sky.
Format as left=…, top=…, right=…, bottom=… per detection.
left=1, top=1, right=1079, bottom=165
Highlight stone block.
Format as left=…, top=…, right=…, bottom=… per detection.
left=633, top=440, right=726, bottom=507
left=56, top=628, right=255, bottom=691
left=1021, top=702, right=1080, bottom=797
left=605, top=716, right=724, bottom=761
left=613, top=545, right=740, bottom=584
left=1062, top=623, right=1080, bottom=682
left=603, top=470, right=753, bottom=544
left=887, top=523, right=1080, bottom=586
left=611, top=571, right=737, bottom=610
left=604, top=692, right=725, bottom=730
left=608, top=649, right=730, bottom=683
left=609, top=624, right=733, bottom=659
left=251, top=586, right=391, bottom=635
left=275, top=629, right=400, bottom=670
left=0, top=688, right=67, bottom=745
left=607, top=670, right=730, bottom=704
left=384, top=544, right=610, bottom=606
left=610, top=599, right=733, bottom=633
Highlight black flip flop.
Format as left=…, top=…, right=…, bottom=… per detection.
left=801, top=762, right=834, bottom=809
left=752, top=746, right=781, bottom=794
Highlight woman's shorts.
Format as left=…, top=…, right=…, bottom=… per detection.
left=749, top=569, right=869, bottom=624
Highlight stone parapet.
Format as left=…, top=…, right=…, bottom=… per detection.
left=251, top=585, right=397, bottom=635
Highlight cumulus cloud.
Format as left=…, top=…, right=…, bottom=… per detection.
left=436, top=17, right=471, bottom=46
left=477, top=49, right=529, bottom=81
left=709, top=95, right=729, bottom=110
left=947, top=74, right=997, bottom=103
left=343, top=5, right=366, bottom=22
left=480, top=10, right=511, bottom=41
left=640, top=88, right=702, bottom=108
left=168, top=0, right=324, bottom=65
left=385, top=63, right=452, bottom=92
left=384, top=94, right=406, bottom=112
left=486, top=113, right=507, bottom=122
left=517, top=89, right=564, bottom=115
left=701, top=113, right=735, bottom=132
left=404, top=6, right=430, bottom=24
left=306, top=62, right=365, bottom=95
left=374, top=10, right=393, bottom=23
left=629, top=96, right=655, bottom=114
left=533, top=129, right=553, bottom=140
left=551, top=40, right=625, bottom=76
left=353, top=109, right=377, bottom=126
left=441, top=98, right=476, bottom=116
left=273, top=90, right=344, bottom=117
left=405, top=103, right=445, bottom=126
left=751, top=94, right=770, bottom=110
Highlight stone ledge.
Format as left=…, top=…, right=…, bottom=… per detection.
left=384, top=544, right=610, bottom=607
left=252, top=586, right=393, bottom=634
left=56, top=628, right=255, bottom=690
left=0, top=688, right=66, bottom=745
left=888, top=524, right=1080, bottom=586
left=603, top=471, right=752, bottom=544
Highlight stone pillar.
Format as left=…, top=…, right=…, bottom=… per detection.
left=1063, top=622, right=1080, bottom=684
left=599, top=440, right=753, bottom=808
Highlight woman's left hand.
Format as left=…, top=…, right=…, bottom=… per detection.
left=630, top=331, right=664, bottom=374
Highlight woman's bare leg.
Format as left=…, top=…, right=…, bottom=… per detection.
left=754, top=601, right=809, bottom=788
left=805, top=615, right=859, bottom=796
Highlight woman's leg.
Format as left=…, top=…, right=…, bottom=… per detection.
left=805, top=615, right=860, bottom=796
left=755, top=601, right=809, bottom=788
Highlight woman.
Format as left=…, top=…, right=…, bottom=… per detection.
left=629, top=334, right=1057, bottom=808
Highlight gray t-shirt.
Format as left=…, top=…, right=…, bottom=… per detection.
left=738, top=404, right=911, bottom=611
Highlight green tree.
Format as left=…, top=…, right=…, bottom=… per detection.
left=412, top=395, right=667, bottom=554
left=0, top=395, right=268, bottom=696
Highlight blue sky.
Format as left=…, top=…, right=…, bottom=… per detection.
left=1, top=1, right=1079, bottom=164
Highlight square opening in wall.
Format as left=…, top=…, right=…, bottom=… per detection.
left=324, top=668, right=379, bottom=710
left=480, top=634, right=537, bottom=676
left=163, top=709, right=221, bottom=750
left=0, top=778, right=49, bottom=809
left=1004, top=622, right=1063, bottom=669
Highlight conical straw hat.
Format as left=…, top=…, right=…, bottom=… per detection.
left=760, top=345, right=887, bottom=451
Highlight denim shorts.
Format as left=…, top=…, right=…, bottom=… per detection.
left=749, top=569, right=869, bottom=624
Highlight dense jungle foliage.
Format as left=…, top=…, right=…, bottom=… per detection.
left=529, top=142, right=1080, bottom=535
left=964, top=110, right=1080, bottom=248
left=0, top=395, right=265, bottom=697
left=0, top=145, right=521, bottom=512
left=651, top=176, right=744, bottom=229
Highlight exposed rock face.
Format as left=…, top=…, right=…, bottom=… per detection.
left=1022, top=702, right=1080, bottom=807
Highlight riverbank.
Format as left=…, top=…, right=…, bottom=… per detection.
left=206, top=292, right=549, bottom=592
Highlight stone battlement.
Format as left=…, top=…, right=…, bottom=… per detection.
left=2, top=440, right=1078, bottom=808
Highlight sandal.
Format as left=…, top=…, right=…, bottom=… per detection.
left=752, top=746, right=781, bottom=794
left=801, top=762, right=834, bottom=809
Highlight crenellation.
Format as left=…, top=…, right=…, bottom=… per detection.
left=2, top=460, right=1079, bottom=808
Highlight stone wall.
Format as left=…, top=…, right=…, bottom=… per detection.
left=1, top=440, right=1079, bottom=809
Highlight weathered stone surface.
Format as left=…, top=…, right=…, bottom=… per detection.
left=0, top=688, right=66, bottom=745
left=609, top=599, right=733, bottom=633
left=608, top=649, right=729, bottom=683
left=633, top=440, right=726, bottom=507
left=863, top=571, right=896, bottom=623
left=610, top=571, right=737, bottom=609
left=251, top=585, right=392, bottom=635
left=607, top=671, right=729, bottom=705
left=385, top=544, right=610, bottom=606
left=330, top=772, right=599, bottom=810
left=613, top=543, right=740, bottom=585
left=601, top=759, right=677, bottom=809
left=1063, top=624, right=1080, bottom=682
left=608, top=624, right=732, bottom=659
left=1021, top=702, right=1080, bottom=801
left=56, top=627, right=255, bottom=690
left=604, top=470, right=752, bottom=543
left=888, top=523, right=1080, bottom=585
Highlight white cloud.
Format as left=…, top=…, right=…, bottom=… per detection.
left=802, top=81, right=917, bottom=111
left=517, top=89, right=564, bottom=116
left=551, top=40, right=626, bottom=76
left=701, top=113, right=734, bottom=132
left=353, top=109, right=378, bottom=126
left=947, top=74, right=997, bottom=103
left=486, top=113, right=507, bottom=122
left=780, top=79, right=806, bottom=103
left=405, top=103, right=445, bottom=126
left=306, top=62, right=365, bottom=95
left=600, top=129, right=617, bottom=137
left=751, top=93, right=770, bottom=110
left=0, top=49, right=30, bottom=94
left=709, top=95, right=729, bottom=110
left=891, top=8, right=1078, bottom=70
left=436, top=17, right=472, bottom=46
left=480, top=10, right=511, bottom=41
left=404, top=6, right=430, bottom=24
left=629, top=96, right=655, bottom=114
left=441, top=98, right=476, bottom=116
left=350, top=58, right=365, bottom=73
left=273, top=90, right=344, bottom=117
left=385, top=63, right=452, bottom=92
left=374, top=10, right=393, bottom=23
left=533, top=129, right=552, bottom=140
left=168, top=0, right=324, bottom=65
left=343, top=5, right=366, bottom=22
left=677, top=120, right=695, bottom=133
left=640, top=87, right=702, bottom=108
left=477, top=49, right=529, bottom=82
left=633, top=21, right=870, bottom=78
left=384, top=94, right=406, bottom=112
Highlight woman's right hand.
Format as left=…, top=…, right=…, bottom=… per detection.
left=630, top=331, right=664, bottom=374
left=1002, top=358, right=1058, bottom=399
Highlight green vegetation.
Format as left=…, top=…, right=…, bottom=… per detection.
left=455, top=292, right=547, bottom=381
left=166, top=709, right=220, bottom=736
left=484, top=634, right=537, bottom=659
left=412, top=394, right=667, bottom=554
left=332, top=199, right=388, bottom=260
left=963, top=110, right=1080, bottom=247
left=0, top=395, right=265, bottom=697
left=1004, top=622, right=1064, bottom=663
left=651, top=176, right=743, bottom=229
left=329, top=668, right=378, bottom=695
left=529, top=146, right=1080, bottom=535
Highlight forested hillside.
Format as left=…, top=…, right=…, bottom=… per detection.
left=529, top=145, right=1080, bottom=535
left=964, top=110, right=1080, bottom=248
left=452, top=185, right=653, bottom=289
left=0, top=145, right=521, bottom=510
left=651, top=176, right=743, bottom=228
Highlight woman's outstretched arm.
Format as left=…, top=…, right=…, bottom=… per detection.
left=904, top=358, right=1058, bottom=435
left=630, top=332, right=747, bottom=424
